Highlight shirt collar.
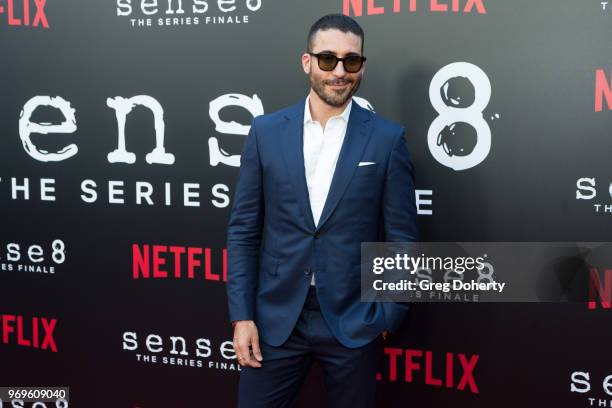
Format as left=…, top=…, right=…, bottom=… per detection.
left=304, top=94, right=352, bottom=125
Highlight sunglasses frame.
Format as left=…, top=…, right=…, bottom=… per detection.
left=308, top=52, right=367, bottom=73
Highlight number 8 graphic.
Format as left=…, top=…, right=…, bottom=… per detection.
left=428, top=62, right=492, bottom=171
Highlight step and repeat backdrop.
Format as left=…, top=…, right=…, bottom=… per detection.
left=1, top=0, right=611, bottom=407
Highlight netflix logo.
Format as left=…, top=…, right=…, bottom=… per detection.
left=0, top=0, right=48, bottom=28
left=0, top=314, right=57, bottom=352
left=378, top=347, right=480, bottom=394
left=132, top=243, right=227, bottom=282
left=595, top=69, right=612, bottom=112
left=588, top=268, right=611, bottom=311
left=343, top=0, right=487, bottom=16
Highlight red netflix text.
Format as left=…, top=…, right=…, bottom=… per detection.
left=343, top=0, right=486, bottom=16
left=589, top=268, right=611, bottom=310
left=0, top=314, right=57, bottom=352
left=379, top=347, right=480, bottom=394
left=595, top=69, right=612, bottom=112
left=0, top=0, right=48, bottom=28
left=132, top=244, right=227, bottom=282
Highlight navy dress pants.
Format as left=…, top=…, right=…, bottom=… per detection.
left=238, top=286, right=383, bottom=408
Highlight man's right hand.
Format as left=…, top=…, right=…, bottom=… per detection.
left=232, top=320, right=263, bottom=368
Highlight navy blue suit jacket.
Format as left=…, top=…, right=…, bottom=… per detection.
left=226, top=97, right=418, bottom=348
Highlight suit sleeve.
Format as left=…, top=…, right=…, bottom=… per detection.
left=381, top=126, right=419, bottom=333
left=226, top=118, right=264, bottom=323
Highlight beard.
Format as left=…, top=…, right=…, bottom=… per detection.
left=310, top=73, right=362, bottom=108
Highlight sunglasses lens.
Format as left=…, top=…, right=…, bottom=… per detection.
left=317, top=54, right=338, bottom=71
left=344, top=56, right=363, bottom=73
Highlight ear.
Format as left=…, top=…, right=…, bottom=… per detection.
left=301, top=53, right=311, bottom=75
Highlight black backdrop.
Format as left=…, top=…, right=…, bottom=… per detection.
left=1, top=0, right=611, bottom=407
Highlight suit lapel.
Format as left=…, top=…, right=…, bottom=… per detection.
left=279, top=98, right=373, bottom=232
left=280, top=98, right=317, bottom=231
left=316, top=102, right=372, bottom=230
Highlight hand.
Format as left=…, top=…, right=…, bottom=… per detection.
left=232, top=320, right=263, bottom=368
left=381, top=330, right=389, bottom=340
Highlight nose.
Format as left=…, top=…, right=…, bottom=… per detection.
left=332, top=59, right=346, bottom=76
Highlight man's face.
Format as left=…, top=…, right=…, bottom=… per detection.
left=302, top=29, right=364, bottom=107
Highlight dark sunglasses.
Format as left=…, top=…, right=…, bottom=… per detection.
left=308, top=52, right=366, bottom=73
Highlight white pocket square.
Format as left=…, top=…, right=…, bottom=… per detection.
left=358, top=161, right=375, bottom=166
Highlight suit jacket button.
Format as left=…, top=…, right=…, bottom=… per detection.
left=304, top=268, right=311, bottom=276
left=314, top=231, right=321, bottom=239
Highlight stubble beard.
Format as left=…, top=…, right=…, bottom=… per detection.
left=310, top=73, right=362, bottom=108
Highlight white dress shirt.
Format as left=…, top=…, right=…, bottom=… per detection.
left=303, top=94, right=353, bottom=285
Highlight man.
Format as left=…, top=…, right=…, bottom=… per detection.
left=226, top=13, right=418, bottom=408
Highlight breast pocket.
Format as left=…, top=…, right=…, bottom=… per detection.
left=352, top=163, right=378, bottom=185
left=355, top=163, right=378, bottom=175
left=345, top=163, right=380, bottom=200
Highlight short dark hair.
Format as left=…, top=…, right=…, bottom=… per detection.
left=307, top=14, right=364, bottom=54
